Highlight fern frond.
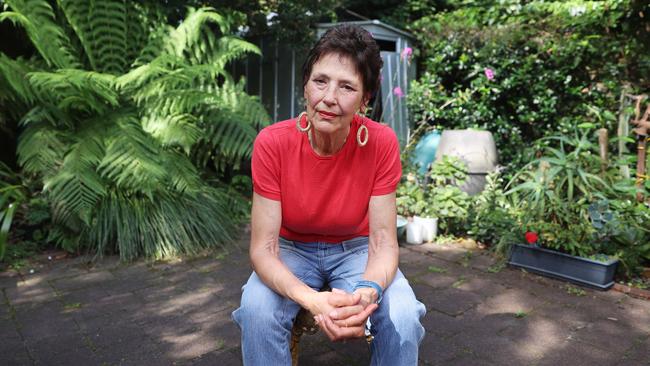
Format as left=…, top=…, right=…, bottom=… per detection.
left=57, top=0, right=128, bottom=74
left=28, top=69, right=118, bottom=115
left=0, top=54, right=38, bottom=105
left=159, top=150, right=202, bottom=193
left=44, top=139, right=107, bottom=226
left=164, top=7, right=229, bottom=58
left=142, top=114, right=202, bottom=154
left=1, top=0, right=79, bottom=68
left=98, top=115, right=166, bottom=194
left=208, top=35, right=261, bottom=69
left=17, top=108, right=67, bottom=174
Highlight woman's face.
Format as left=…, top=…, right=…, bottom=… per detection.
left=304, top=53, right=366, bottom=136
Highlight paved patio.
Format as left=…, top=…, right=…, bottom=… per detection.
left=1, top=232, right=649, bottom=365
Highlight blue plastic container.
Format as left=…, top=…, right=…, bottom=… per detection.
left=411, top=131, right=441, bottom=175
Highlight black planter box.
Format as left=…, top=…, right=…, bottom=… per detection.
left=508, top=244, right=619, bottom=290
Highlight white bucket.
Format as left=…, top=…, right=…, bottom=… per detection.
left=405, top=221, right=423, bottom=245
left=414, top=216, right=438, bottom=243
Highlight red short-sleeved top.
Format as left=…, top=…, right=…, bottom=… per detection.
left=252, top=114, right=401, bottom=243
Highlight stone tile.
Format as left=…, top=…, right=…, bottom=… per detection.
left=475, top=288, right=543, bottom=315
left=300, top=349, right=363, bottom=366
left=422, top=309, right=467, bottom=340
left=102, top=274, right=167, bottom=296
left=0, top=316, right=19, bottom=339
left=327, top=336, right=371, bottom=364
left=84, top=255, right=122, bottom=272
left=409, top=242, right=469, bottom=263
left=453, top=274, right=510, bottom=299
left=26, top=333, right=97, bottom=366
left=191, top=348, right=242, bottom=366
left=14, top=301, right=81, bottom=341
left=414, top=284, right=482, bottom=316
left=50, top=271, right=116, bottom=292
left=0, top=332, right=32, bottom=365
left=134, top=284, right=220, bottom=321
left=570, top=319, right=647, bottom=354
left=443, top=353, right=495, bottom=366
left=187, top=257, right=229, bottom=275
left=536, top=339, right=624, bottom=366
left=416, top=272, right=460, bottom=289
left=4, top=277, right=59, bottom=307
left=297, top=332, right=336, bottom=358
left=35, top=262, right=90, bottom=281
left=467, top=252, right=498, bottom=272
left=91, top=325, right=165, bottom=366
left=64, top=291, right=146, bottom=327
left=145, top=315, right=227, bottom=362
left=418, top=332, right=466, bottom=365
left=0, top=274, right=19, bottom=291
left=620, top=336, right=650, bottom=364
left=495, top=313, right=575, bottom=356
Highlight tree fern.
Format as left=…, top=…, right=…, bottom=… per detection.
left=1, top=1, right=268, bottom=260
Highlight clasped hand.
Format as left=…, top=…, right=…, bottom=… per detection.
left=310, top=288, right=378, bottom=342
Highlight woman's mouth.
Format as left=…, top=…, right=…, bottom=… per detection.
left=317, top=110, right=338, bottom=119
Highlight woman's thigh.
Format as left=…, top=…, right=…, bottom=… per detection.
left=236, top=240, right=326, bottom=324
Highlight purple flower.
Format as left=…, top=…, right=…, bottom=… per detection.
left=484, top=68, right=495, bottom=81
left=393, top=86, right=404, bottom=98
left=401, top=47, right=413, bottom=61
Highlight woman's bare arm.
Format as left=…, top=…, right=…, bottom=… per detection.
left=249, top=193, right=358, bottom=315
left=358, top=192, right=399, bottom=303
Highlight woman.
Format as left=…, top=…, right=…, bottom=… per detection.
left=232, top=24, right=426, bottom=365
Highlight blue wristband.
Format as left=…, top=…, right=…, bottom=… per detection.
left=353, top=280, right=383, bottom=304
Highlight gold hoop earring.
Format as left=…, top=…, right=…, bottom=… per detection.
left=357, top=124, right=369, bottom=147
left=295, top=112, right=311, bottom=132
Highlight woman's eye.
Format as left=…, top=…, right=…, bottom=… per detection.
left=343, top=85, right=354, bottom=91
left=314, top=79, right=325, bottom=84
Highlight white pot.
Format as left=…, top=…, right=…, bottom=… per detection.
left=414, top=216, right=438, bottom=243
left=405, top=220, right=423, bottom=245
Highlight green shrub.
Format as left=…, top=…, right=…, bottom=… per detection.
left=0, top=2, right=269, bottom=260
left=407, top=0, right=649, bottom=172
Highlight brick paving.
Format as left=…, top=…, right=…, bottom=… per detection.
left=1, top=234, right=649, bottom=365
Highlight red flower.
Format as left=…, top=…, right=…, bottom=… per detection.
left=525, top=231, right=538, bottom=244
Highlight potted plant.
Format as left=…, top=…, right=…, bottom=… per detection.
left=506, top=129, right=620, bottom=289
left=396, top=172, right=428, bottom=245
left=509, top=230, right=620, bottom=290
left=426, top=156, right=470, bottom=235
left=396, top=155, right=472, bottom=244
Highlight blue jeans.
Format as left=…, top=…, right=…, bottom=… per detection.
left=232, top=236, right=426, bottom=365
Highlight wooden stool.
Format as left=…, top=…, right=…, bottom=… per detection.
left=290, top=307, right=320, bottom=366
left=289, top=296, right=374, bottom=366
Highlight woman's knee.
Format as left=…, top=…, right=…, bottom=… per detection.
left=374, top=275, right=426, bottom=337
left=234, top=273, right=293, bottom=330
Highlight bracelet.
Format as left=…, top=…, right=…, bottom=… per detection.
left=353, top=280, right=383, bottom=304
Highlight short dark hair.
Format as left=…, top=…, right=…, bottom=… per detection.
left=302, top=24, right=383, bottom=100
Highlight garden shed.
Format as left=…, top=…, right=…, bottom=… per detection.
left=232, top=20, right=416, bottom=145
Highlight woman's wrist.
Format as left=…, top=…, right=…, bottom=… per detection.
left=353, top=287, right=378, bottom=307
left=353, top=280, right=383, bottom=304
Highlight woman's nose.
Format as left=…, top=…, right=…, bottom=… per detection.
left=322, top=84, right=337, bottom=105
